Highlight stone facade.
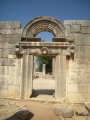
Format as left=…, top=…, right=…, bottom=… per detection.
left=64, top=20, right=90, bottom=102
left=0, top=17, right=90, bottom=102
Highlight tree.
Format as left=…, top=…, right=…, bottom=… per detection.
left=36, top=56, right=52, bottom=73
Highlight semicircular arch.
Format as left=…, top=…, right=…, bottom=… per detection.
left=22, top=16, right=65, bottom=38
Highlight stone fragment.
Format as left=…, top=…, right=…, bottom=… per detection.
left=74, top=104, right=89, bottom=116
left=53, top=104, right=74, bottom=118
left=85, top=102, right=90, bottom=113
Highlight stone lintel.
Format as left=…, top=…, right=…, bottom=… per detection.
left=19, top=42, right=69, bottom=47
left=26, top=37, right=41, bottom=42
left=52, top=37, right=66, bottom=42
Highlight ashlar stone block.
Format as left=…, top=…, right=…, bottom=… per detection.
left=71, top=25, right=81, bottom=33
left=81, top=27, right=90, bottom=33
left=0, top=49, right=2, bottom=58
left=12, top=21, right=21, bottom=28
left=1, top=29, right=14, bottom=34
left=2, top=49, right=9, bottom=58
left=0, top=34, right=6, bottom=43
left=0, top=58, right=2, bottom=66
left=81, top=20, right=90, bottom=26
left=2, top=43, right=9, bottom=49
left=74, top=34, right=85, bottom=46
left=6, top=34, right=21, bottom=44
left=2, top=58, right=15, bottom=66
left=13, top=28, right=23, bottom=34
left=0, top=22, right=6, bottom=28
left=68, top=84, right=79, bottom=92
left=5, top=22, right=12, bottom=28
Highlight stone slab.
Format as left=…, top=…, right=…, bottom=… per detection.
left=85, top=102, right=90, bottom=112
left=6, top=34, right=21, bottom=44
left=13, top=29, right=23, bottom=34
left=74, top=105, right=89, bottom=116
left=2, top=58, right=15, bottom=66
left=0, top=34, right=6, bottom=43
left=81, top=27, right=90, bottom=33
left=2, top=49, right=9, bottom=58
left=71, top=25, right=81, bottom=33
left=0, top=22, right=6, bottom=28
left=12, top=21, right=21, bottom=28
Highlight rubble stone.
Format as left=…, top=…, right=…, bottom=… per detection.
left=53, top=104, right=74, bottom=118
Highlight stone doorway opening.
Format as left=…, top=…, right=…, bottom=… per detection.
left=31, top=55, right=55, bottom=100
left=16, top=16, right=74, bottom=101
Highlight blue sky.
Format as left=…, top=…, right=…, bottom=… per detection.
left=0, top=0, right=90, bottom=41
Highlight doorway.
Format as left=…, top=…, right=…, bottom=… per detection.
left=31, top=55, right=55, bottom=100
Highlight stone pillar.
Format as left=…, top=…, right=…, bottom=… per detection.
left=52, top=57, right=55, bottom=77
left=55, top=53, right=66, bottom=101
left=28, top=55, right=33, bottom=97
left=21, top=53, right=33, bottom=98
left=42, top=64, right=46, bottom=76
left=33, top=61, right=36, bottom=77
left=21, top=53, right=29, bottom=98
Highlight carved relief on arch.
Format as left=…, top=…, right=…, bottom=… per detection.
left=22, top=16, right=65, bottom=38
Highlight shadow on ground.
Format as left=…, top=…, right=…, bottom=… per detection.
left=5, top=110, right=34, bottom=120
left=31, top=89, right=55, bottom=97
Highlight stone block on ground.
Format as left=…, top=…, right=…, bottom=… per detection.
left=53, top=104, right=74, bottom=118
left=85, top=102, right=90, bottom=113
left=74, top=105, right=89, bottom=116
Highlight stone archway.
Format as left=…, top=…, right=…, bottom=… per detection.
left=16, top=16, right=74, bottom=101
left=22, top=16, right=65, bottom=38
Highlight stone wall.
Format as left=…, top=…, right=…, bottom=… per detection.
left=0, top=22, right=22, bottom=98
left=0, top=20, right=90, bottom=102
left=64, top=20, right=90, bottom=102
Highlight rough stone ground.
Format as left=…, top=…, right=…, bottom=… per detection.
left=0, top=77, right=90, bottom=120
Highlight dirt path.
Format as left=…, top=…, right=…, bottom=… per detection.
left=0, top=98, right=61, bottom=120
left=15, top=100, right=61, bottom=120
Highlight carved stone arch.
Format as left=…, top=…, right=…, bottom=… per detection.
left=22, top=16, right=65, bottom=38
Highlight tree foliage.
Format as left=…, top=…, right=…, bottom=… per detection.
left=36, top=56, right=52, bottom=73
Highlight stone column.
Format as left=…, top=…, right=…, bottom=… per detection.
left=28, top=55, right=33, bottom=97
left=21, top=54, right=33, bottom=98
left=33, top=61, right=36, bottom=77
left=21, top=53, right=29, bottom=98
left=55, top=53, right=66, bottom=101
left=42, top=64, right=46, bottom=76
left=52, top=57, right=55, bottom=77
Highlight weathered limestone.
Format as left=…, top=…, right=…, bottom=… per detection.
left=53, top=104, right=74, bottom=118
left=55, top=53, right=66, bottom=101
left=0, top=17, right=90, bottom=103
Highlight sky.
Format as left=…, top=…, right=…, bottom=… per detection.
left=0, top=0, right=90, bottom=41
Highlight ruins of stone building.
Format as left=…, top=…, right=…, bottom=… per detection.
left=0, top=16, right=90, bottom=102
